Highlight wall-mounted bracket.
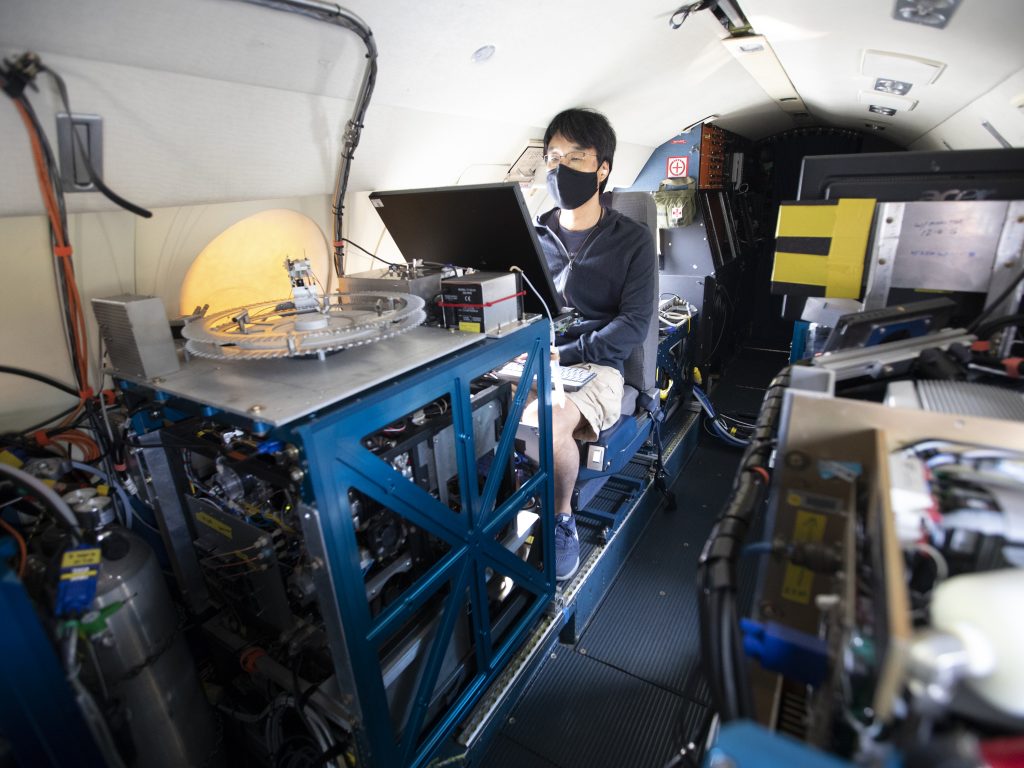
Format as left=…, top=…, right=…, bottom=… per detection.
left=56, top=112, right=102, bottom=192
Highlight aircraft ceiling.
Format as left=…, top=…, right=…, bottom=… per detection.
left=1, top=0, right=1022, bottom=213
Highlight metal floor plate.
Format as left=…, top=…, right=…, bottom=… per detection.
left=480, top=734, right=561, bottom=768
left=574, top=443, right=743, bottom=701
left=486, top=649, right=709, bottom=768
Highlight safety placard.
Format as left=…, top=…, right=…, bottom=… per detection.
left=666, top=156, right=689, bottom=178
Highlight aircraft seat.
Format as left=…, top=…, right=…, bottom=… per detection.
left=573, top=190, right=673, bottom=525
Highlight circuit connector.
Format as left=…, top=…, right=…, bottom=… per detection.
left=1, top=52, right=42, bottom=98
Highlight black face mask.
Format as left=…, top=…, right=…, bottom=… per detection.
left=546, top=164, right=599, bottom=210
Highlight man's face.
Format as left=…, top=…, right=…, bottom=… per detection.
left=545, top=132, right=610, bottom=179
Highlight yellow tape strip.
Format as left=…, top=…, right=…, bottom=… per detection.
left=771, top=252, right=829, bottom=287
left=776, top=203, right=837, bottom=239
left=824, top=198, right=875, bottom=299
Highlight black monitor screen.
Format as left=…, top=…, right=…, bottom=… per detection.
left=798, top=147, right=1024, bottom=202
left=368, top=183, right=563, bottom=318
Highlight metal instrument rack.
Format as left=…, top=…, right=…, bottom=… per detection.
left=122, top=320, right=557, bottom=767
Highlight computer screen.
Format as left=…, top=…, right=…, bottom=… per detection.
left=368, top=183, right=564, bottom=318
left=797, top=147, right=1024, bottom=202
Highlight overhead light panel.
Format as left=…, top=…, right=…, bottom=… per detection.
left=722, top=35, right=808, bottom=115
left=869, top=105, right=897, bottom=116
left=861, top=50, right=945, bottom=85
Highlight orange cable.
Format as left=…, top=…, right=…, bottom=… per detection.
left=15, top=102, right=64, bottom=244
left=15, top=100, right=92, bottom=395
left=747, top=466, right=771, bottom=484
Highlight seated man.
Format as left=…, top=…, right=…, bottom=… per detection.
left=524, top=107, right=656, bottom=581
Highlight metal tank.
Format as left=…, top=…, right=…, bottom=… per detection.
left=83, top=527, right=220, bottom=767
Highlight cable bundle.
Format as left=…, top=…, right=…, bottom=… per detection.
left=697, top=366, right=790, bottom=722
left=691, top=384, right=753, bottom=447
left=0, top=54, right=160, bottom=547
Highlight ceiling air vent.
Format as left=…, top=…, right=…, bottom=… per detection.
left=893, top=0, right=959, bottom=29
left=875, top=78, right=913, bottom=95
left=858, top=91, right=918, bottom=112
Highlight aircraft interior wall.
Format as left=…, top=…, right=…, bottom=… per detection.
left=0, top=55, right=651, bottom=434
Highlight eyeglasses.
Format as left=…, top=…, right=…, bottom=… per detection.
left=543, top=151, right=598, bottom=170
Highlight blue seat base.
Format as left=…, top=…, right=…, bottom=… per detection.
left=574, top=412, right=655, bottom=531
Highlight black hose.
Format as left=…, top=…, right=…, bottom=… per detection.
left=13, top=402, right=81, bottom=436
left=0, top=365, right=80, bottom=399
left=966, top=271, right=1024, bottom=334
left=37, top=63, right=152, bottom=219
left=974, top=313, right=1024, bottom=341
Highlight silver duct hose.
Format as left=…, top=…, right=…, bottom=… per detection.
left=235, top=0, right=378, bottom=284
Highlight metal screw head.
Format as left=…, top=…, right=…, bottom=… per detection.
left=885, top=217, right=894, bottom=224
left=289, top=467, right=305, bottom=483
left=878, top=257, right=888, bottom=265
left=784, top=450, right=809, bottom=470
left=248, top=404, right=264, bottom=415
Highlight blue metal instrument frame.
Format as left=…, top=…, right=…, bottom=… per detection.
left=113, top=322, right=556, bottom=766
left=286, top=321, right=557, bottom=767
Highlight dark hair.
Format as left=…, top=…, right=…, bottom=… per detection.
left=543, top=108, right=616, bottom=193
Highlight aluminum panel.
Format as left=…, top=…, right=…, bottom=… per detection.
left=116, top=326, right=483, bottom=426
left=891, top=200, right=1007, bottom=293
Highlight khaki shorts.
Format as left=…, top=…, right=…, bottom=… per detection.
left=565, top=363, right=624, bottom=442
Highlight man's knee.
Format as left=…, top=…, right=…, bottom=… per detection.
left=550, top=400, right=583, bottom=446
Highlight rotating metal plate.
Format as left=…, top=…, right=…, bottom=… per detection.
left=183, top=291, right=426, bottom=360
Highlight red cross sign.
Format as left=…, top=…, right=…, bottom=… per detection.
left=667, top=156, right=688, bottom=178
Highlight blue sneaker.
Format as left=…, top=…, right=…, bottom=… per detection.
left=554, top=514, right=580, bottom=581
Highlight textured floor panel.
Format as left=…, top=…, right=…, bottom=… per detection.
left=494, top=649, right=708, bottom=768
left=573, top=442, right=743, bottom=699
left=478, top=734, right=561, bottom=768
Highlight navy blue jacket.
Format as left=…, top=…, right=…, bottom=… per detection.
left=535, top=205, right=656, bottom=375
